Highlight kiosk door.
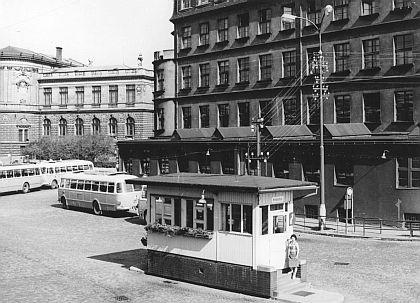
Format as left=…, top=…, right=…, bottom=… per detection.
left=260, top=203, right=291, bottom=269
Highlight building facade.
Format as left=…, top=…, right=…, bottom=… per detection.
left=153, top=49, right=176, bottom=137
left=0, top=46, right=154, bottom=158
left=118, top=0, right=420, bottom=222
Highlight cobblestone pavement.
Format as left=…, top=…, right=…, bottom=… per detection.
left=1, top=189, right=419, bottom=303
left=0, top=189, right=267, bottom=303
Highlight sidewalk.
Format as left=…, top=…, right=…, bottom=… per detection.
left=294, top=216, right=420, bottom=241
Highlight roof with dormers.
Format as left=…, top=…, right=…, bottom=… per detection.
left=0, top=46, right=84, bottom=68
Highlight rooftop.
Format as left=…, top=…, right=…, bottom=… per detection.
left=0, top=46, right=83, bottom=68
left=128, top=173, right=316, bottom=192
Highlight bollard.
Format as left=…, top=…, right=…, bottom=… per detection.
left=380, top=220, right=382, bottom=234
left=409, top=222, right=413, bottom=237
left=363, top=219, right=365, bottom=236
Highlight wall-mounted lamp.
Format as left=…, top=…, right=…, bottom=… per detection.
left=198, top=190, right=206, bottom=204
left=381, top=150, right=389, bottom=160
left=156, top=196, right=163, bottom=203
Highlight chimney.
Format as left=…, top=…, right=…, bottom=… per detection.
left=56, top=47, right=62, bottom=62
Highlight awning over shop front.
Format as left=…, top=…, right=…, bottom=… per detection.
left=213, top=127, right=255, bottom=140
left=324, top=123, right=371, bottom=139
left=264, top=125, right=314, bottom=140
left=171, top=128, right=215, bottom=140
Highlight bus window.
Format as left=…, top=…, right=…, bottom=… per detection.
left=60, top=178, right=65, bottom=188
left=0, top=171, right=6, bottom=178
left=116, top=183, right=123, bottom=193
left=133, top=184, right=143, bottom=191
left=99, top=182, right=108, bottom=192
left=92, top=181, right=99, bottom=192
left=64, top=179, right=70, bottom=188
left=21, top=169, right=28, bottom=177
left=77, top=180, right=84, bottom=190
left=141, top=186, right=147, bottom=199
left=73, top=165, right=78, bottom=171
left=108, top=182, right=115, bottom=193
left=83, top=165, right=89, bottom=170
left=49, top=168, right=54, bottom=174
left=27, top=169, right=35, bottom=176
left=78, top=165, right=84, bottom=171
left=41, top=167, right=46, bottom=174
left=60, top=167, right=66, bottom=173
left=125, top=183, right=134, bottom=192
left=89, top=164, right=93, bottom=170
left=35, top=168, right=40, bottom=175
left=70, top=180, right=77, bottom=189
left=67, top=166, right=73, bottom=172
left=84, top=180, right=92, bottom=191
left=14, top=169, right=22, bottom=177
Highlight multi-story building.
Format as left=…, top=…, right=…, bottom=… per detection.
left=118, top=0, right=420, bottom=222
left=0, top=46, right=154, bottom=158
left=153, top=49, right=176, bottom=137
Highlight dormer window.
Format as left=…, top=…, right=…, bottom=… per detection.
left=181, top=0, right=191, bottom=10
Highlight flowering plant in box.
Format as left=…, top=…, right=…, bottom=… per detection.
left=145, top=222, right=213, bottom=239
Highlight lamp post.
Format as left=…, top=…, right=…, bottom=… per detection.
left=282, top=5, right=333, bottom=231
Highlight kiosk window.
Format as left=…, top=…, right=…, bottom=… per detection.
left=261, top=206, right=268, bottom=235
left=273, top=215, right=287, bottom=233
left=222, top=203, right=253, bottom=234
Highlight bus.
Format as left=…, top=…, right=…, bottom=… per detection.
left=58, top=172, right=147, bottom=217
left=39, top=160, right=94, bottom=189
left=0, top=164, right=44, bottom=194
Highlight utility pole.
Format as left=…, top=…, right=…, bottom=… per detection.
left=246, top=117, right=269, bottom=176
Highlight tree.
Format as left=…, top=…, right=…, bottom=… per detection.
left=23, top=135, right=116, bottom=165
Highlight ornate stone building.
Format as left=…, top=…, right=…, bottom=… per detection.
left=0, top=46, right=154, bottom=157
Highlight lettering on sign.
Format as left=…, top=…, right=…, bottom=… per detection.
left=272, top=196, right=284, bottom=204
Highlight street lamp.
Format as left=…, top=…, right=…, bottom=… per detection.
left=282, top=5, right=333, bottom=231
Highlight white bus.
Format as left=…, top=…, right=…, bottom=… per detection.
left=39, top=160, right=94, bottom=189
left=58, top=172, right=147, bottom=217
left=0, top=164, right=44, bottom=194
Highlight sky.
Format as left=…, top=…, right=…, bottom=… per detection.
left=0, top=0, right=174, bottom=69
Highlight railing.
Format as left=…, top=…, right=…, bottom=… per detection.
left=294, top=213, right=419, bottom=238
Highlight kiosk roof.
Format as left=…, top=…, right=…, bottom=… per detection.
left=128, top=173, right=316, bottom=192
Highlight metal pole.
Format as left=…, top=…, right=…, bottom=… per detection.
left=256, top=120, right=261, bottom=177
left=345, top=196, right=348, bottom=234
left=318, top=29, right=326, bottom=231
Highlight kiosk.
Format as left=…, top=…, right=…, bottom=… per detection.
left=132, top=173, right=317, bottom=298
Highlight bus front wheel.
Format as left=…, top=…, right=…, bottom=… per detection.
left=93, top=201, right=102, bottom=216
left=22, top=182, right=30, bottom=194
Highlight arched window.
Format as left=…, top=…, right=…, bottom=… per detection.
left=92, top=117, right=101, bottom=135
left=59, top=118, right=67, bottom=136
left=109, top=117, right=118, bottom=137
left=126, top=117, right=135, bottom=138
left=75, top=117, right=84, bottom=136
left=43, top=118, right=51, bottom=136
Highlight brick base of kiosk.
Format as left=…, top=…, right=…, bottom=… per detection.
left=147, top=250, right=305, bottom=298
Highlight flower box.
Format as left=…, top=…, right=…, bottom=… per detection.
left=145, top=222, right=213, bottom=239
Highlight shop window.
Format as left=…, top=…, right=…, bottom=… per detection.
left=221, top=203, right=252, bottom=234
left=397, top=157, right=420, bottom=188
left=335, top=161, right=354, bottom=186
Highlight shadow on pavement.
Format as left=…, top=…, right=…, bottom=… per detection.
left=50, top=203, right=137, bottom=218
left=88, top=248, right=148, bottom=270
left=125, top=216, right=147, bottom=226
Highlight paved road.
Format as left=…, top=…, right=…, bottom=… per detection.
left=0, top=189, right=267, bottom=303
left=1, top=189, right=419, bottom=303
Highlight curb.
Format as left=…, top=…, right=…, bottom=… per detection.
left=294, top=228, right=420, bottom=242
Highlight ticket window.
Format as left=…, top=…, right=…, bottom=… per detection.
left=261, top=203, right=290, bottom=235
